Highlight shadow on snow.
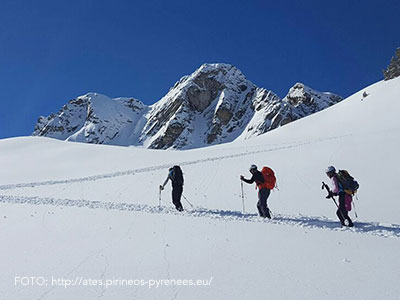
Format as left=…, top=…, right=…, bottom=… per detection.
left=1, top=194, right=399, bottom=239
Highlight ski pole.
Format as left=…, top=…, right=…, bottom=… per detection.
left=267, top=207, right=273, bottom=218
left=352, top=197, right=358, bottom=219
left=322, top=182, right=339, bottom=208
left=321, top=181, right=348, bottom=224
left=241, top=179, right=245, bottom=214
left=158, top=186, right=162, bottom=207
left=182, top=194, right=194, bottom=208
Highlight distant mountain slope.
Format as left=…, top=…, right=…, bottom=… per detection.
left=33, top=63, right=342, bottom=149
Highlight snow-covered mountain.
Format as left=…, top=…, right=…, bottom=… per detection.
left=33, top=64, right=342, bottom=149
left=241, top=82, right=342, bottom=140
left=1, top=77, right=400, bottom=300
left=33, top=94, right=149, bottom=146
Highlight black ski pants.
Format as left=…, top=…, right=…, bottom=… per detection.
left=257, top=188, right=271, bottom=218
left=172, top=184, right=183, bottom=211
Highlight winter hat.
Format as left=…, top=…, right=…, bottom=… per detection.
left=249, top=164, right=258, bottom=171
left=325, top=166, right=336, bottom=173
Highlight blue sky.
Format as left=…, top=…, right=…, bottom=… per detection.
left=0, top=0, right=399, bottom=139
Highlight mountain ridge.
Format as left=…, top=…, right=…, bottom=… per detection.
left=33, top=63, right=343, bottom=149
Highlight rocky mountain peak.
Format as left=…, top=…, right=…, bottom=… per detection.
left=383, top=47, right=400, bottom=81
left=170, top=63, right=251, bottom=112
left=284, top=82, right=342, bottom=108
left=33, top=64, right=343, bottom=149
left=33, top=93, right=148, bottom=145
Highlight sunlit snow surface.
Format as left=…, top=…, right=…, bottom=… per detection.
left=0, top=78, right=399, bottom=299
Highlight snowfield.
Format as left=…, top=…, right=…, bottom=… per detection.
left=0, top=77, right=399, bottom=299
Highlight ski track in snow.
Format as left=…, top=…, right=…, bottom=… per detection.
left=0, top=135, right=345, bottom=191
left=1, top=194, right=399, bottom=239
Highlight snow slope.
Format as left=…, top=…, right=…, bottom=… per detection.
left=0, top=77, right=399, bottom=299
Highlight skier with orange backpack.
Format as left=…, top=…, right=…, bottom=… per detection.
left=240, top=164, right=276, bottom=219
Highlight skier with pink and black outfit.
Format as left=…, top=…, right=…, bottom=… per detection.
left=325, top=166, right=354, bottom=227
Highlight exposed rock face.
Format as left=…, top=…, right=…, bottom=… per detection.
left=33, top=94, right=149, bottom=146
left=33, top=63, right=343, bottom=149
left=141, top=64, right=262, bottom=148
left=240, top=82, right=343, bottom=140
left=283, top=82, right=343, bottom=120
left=383, top=48, right=400, bottom=80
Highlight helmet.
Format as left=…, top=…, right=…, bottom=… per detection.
left=325, top=166, right=336, bottom=174
left=249, top=164, right=257, bottom=171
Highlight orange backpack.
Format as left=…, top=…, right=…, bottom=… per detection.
left=259, top=167, right=276, bottom=190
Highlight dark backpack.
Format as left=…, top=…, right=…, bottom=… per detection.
left=337, top=170, right=359, bottom=195
left=170, top=165, right=184, bottom=185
